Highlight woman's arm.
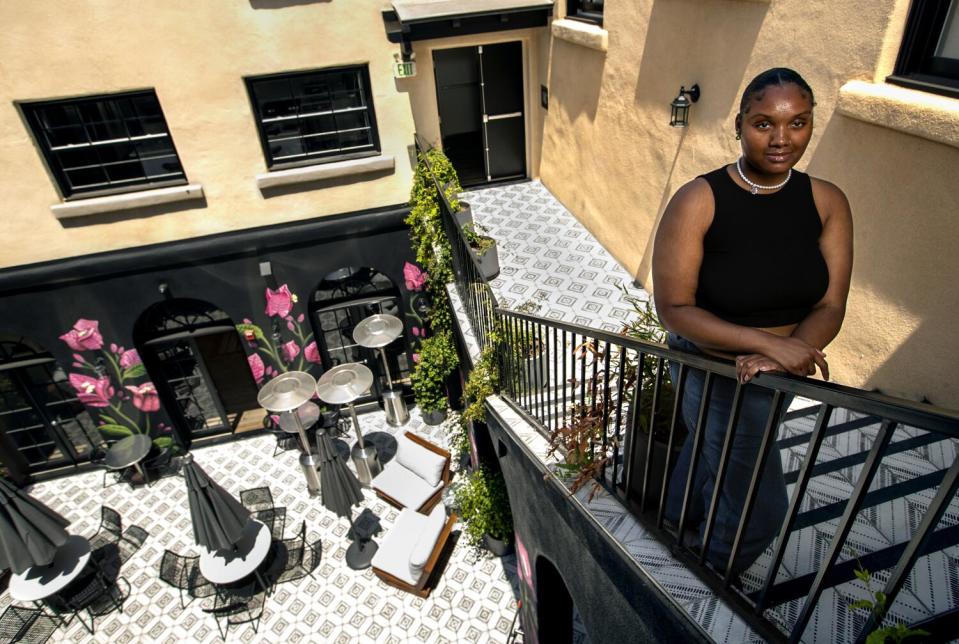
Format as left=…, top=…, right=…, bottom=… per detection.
left=790, top=179, right=854, bottom=353
left=653, top=177, right=828, bottom=377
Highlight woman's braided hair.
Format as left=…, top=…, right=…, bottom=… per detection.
left=738, top=67, right=815, bottom=116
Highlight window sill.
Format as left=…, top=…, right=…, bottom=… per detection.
left=551, top=18, right=608, bottom=53
left=50, top=184, right=205, bottom=219
left=255, top=154, right=395, bottom=190
left=836, top=80, right=959, bottom=149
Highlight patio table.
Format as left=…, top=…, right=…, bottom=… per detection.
left=199, top=519, right=271, bottom=588
left=9, top=535, right=91, bottom=603
left=104, top=434, right=152, bottom=485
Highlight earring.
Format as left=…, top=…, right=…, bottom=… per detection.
left=735, top=132, right=741, bottom=140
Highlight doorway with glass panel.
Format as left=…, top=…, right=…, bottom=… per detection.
left=433, top=41, right=527, bottom=186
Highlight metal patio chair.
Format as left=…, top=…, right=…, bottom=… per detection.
left=239, top=487, right=274, bottom=514
left=52, top=570, right=129, bottom=635
left=0, top=605, right=58, bottom=644
left=275, top=521, right=319, bottom=586
left=88, top=506, right=123, bottom=551
left=211, top=581, right=265, bottom=639
left=158, top=550, right=216, bottom=610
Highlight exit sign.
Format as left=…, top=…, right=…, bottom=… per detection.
left=394, top=60, right=416, bottom=78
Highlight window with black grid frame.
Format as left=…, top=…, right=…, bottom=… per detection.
left=567, top=0, right=603, bottom=26
left=21, top=90, right=186, bottom=199
left=246, top=65, right=381, bottom=169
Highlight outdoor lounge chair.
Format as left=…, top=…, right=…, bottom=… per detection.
left=371, top=432, right=451, bottom=513
left=371, top=504, right=456, bottom=598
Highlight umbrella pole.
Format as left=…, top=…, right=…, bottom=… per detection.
left=379, top=348, right=394, bottom=390
left=284, top=409, right=321, bottom=497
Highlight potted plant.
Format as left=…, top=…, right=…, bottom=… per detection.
left=411, top=331, right=459, bottom=425
left=460, top=222, right=499, bottom=280
left=454, top=466, right=514, bottom=556
left=508, top=324, right=548, bottom=390
left=618, top=286, right=684, bottom=506
left=454, top=198, right=473, bottom=228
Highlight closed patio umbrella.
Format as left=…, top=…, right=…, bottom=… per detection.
left=315, top=430, right=377, bottom=569
left=181, top=454, right=250, bottom=552
left=0, top=477, right=70, bottom=574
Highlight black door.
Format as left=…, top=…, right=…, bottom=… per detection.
left=434, top=42, right=526, bottom=186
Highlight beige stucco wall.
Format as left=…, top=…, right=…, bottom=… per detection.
left=402, top=27, right=547, bottom=181
left=0, top=0, right=416, bottom=268
left=540, top=0, right=959, bottom=407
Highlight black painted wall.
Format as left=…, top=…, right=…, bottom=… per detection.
left=484, top=408, right=710, bottom=644
left=0, top=204, right=423, bottom=459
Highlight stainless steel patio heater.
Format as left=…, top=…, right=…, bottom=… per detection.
left=316, top=363, right=382, bottom=486
left=353, top=313, right=409, bottom=427
left=257, top=371, right=322, bottom=496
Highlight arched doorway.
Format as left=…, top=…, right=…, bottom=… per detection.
left=535, top=556, right=574, bottom=644
left=0, top=334, right=100, bottom=477
left=309, top=266, right=411, bottom=405
left=133, top=298, right=259, bottom=445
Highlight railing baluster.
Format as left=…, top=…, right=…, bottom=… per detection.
left=623, top=351, right=646, bottom=501
left=854, top=457, right=959, bottom=643
left=536, top=322, right=545, bottom=426
left=786, top=419, right=898, bottom=644
left=580, top=335, right=587, bottom=421
left=657, top=361, right=686, bottom=528
left=600, top=341, right=612, bottom=464
left=612, top=346, right=627, bottom=491
left=700, top=383, right=745, bottom=565
left=562, top=329, right=568, bottom=433
left=755, top=403, right=833, bottom=610
left=552, top=326, right=559, bottom=433
left=677, top=372, right=714, bottom=548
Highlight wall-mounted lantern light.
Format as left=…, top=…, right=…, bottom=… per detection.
left=670, top=84, right=701, bottom=127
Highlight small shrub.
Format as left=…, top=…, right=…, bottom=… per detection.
left=454, top=466, right=513, bottom=545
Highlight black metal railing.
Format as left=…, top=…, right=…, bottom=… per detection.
left=415, top=141, right=959, bottom=643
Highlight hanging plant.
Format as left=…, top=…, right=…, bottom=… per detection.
left=410, top=331, right=459, bottom=413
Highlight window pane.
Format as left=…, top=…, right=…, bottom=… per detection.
left=301, top=113, right=336, bottom=136
left=54, top=147, right=99, bottom=170
left=131, top=94, right=161, bottom=117
left=105, top=161, right=144, bottom=183
left=142, top=155, right=183, bottom=179
left=256, top=79, right=297, bottom=119
left=96, top=141, right=137, bottom=164
left=338, top=129, right=372, bottom=149
left=66, top=166, right=108, bottom=189
left=136, top=137, right=174, bottom=158
left=269, top=137, right=305, bottom=160
left=304, top=132, right=339, bottom=155
left=263, top=118, right=302, bottom=139
left=39, top=104, right=81, bottom=129
left=936, top=1, right=959, bottom=58
left=45, top=125, right=88, bottom=147
left=333, top=110, right=368, bottom=131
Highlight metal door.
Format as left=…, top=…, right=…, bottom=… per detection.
left=434, top=41, right=526, bottom=185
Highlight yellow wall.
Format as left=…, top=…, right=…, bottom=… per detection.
left=0, top=0, right=416, bottom=267
left=540, top=0, right=959, bottom=407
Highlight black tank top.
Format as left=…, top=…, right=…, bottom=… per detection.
left=695, top=167, right=829, bottom=327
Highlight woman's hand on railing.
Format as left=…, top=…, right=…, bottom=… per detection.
left=735, top=354, right=786, bottom=384
left=759, top=335, right=830, bottom=381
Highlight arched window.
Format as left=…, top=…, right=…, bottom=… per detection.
left=134, top=299, right=259, bottom=444
left=0, top=334, right=100, bottom=475
left=310, top=266, right=411, bottom=404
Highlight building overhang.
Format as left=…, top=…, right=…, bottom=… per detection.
left=383, top=0, right=554, bottom=59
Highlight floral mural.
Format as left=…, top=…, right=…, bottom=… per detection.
left=60, top=318, right=169, bottom=447
left=404, top=261, right=431, bottom=364
left=237, top=284, right=321, bottom=384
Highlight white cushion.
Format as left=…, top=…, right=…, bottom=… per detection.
left=371, top=461, right=442, bottom=510
left=371, top=509, right=428, bottom=585
left=409, top=504, right=447, bottom=568
left=395, top=435, right=447, bottom=488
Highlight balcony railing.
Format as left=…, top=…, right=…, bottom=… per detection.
left=418, top=145, right=959, bottom=643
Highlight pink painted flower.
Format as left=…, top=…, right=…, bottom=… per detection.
left=72, top=353, right=85, bottom=363
left=125, top=382, right=160, bottom=412
left=403, top=262, right=428, bottom=291
left=412, top=327, right=421, bottom=337
left=304, top=341, right=321, bottom=364
left=119, top=349, right=141, bottom=369
left=59, top=319, right=104, bottom=351
left=265, top=284, right=296, bottom=318
left=287, top=320, right=295, bottom=332
left=110, top=343, right=118, bottom=354
left=265, top=366, right=277, bottom=377
left=297, top=313, right=305, bottom=323
left=412, top=353, right=421, bottom=363
left=243, top=318, right=252, bottom=324
left=68, top=373, right=114, bottom=407
left=248, top=354, right=265, bottom=384
left=282, top=340, right=300, bottom=362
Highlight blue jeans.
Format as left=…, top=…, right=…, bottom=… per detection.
left=663, top=334, right=789, bottom=574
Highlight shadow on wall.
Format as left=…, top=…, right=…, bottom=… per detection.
left=57, top=196, right=209, bottom=229
left=633, top=0, right=767, bottom=118
left=249, top=0, right=331, bottom=9
left=806, top=115, right=959, bottom=407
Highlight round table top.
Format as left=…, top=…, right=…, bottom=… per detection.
left=278, top=401, right=320, bottom=434
left=9, top=535, right=91, bottom=602
left=104, top=434, right=153, bottom=470
left=199, top=520, right=271, bottom=585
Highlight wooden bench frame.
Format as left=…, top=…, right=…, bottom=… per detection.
left=374, top=431, right=451, bottom=514
left=372, top=512, right=457, bottom=598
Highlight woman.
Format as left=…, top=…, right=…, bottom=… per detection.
left=652, top=68, right=853, bottom=574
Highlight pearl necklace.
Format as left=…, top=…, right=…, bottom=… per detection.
left=736, top=157, right=792, bottom=195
